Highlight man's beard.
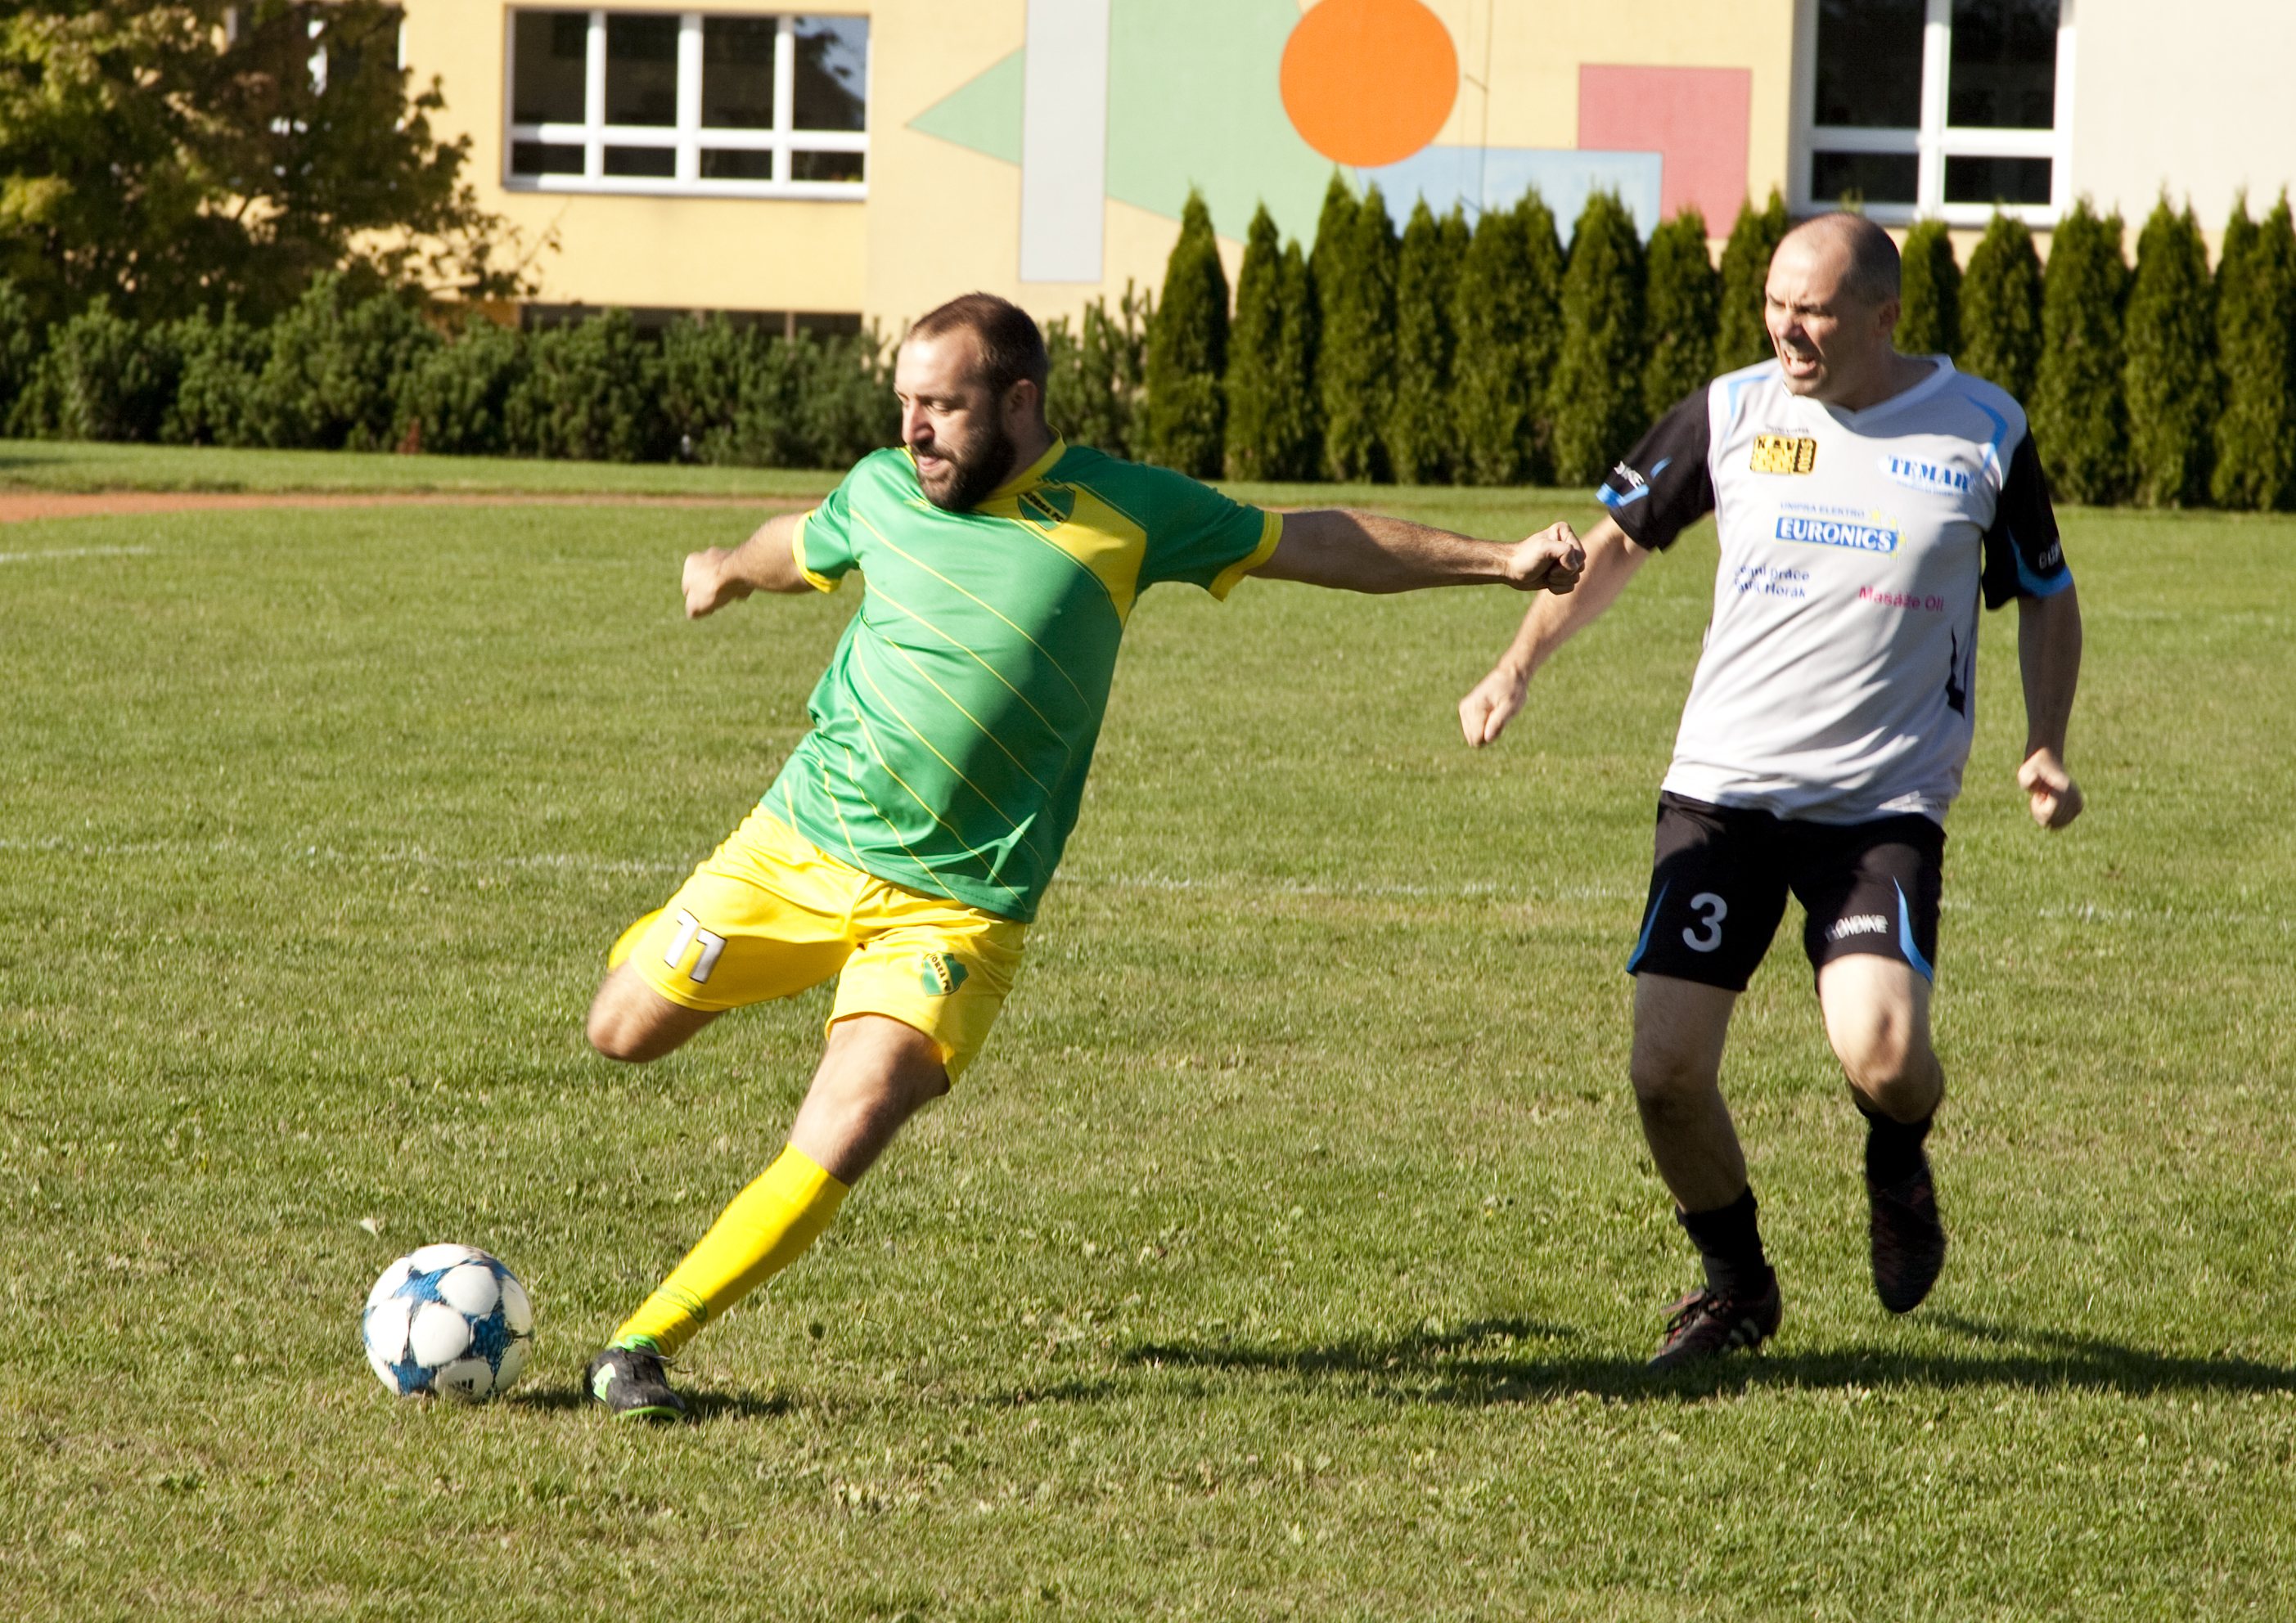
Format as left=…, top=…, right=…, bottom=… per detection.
left=920, top=420, right=1017, bottom=512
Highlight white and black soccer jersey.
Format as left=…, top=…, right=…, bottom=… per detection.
left=1596, top=357, right=2073, bottom=825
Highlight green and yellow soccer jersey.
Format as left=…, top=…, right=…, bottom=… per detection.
left=768, top=437, right=1281, bottom=921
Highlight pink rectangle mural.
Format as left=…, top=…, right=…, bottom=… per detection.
left=1578, top=65, right=1752, bottom=232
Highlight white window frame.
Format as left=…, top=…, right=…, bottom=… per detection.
left=1799, top=0, right=2076, bottom=227
left=503, top=9, right=868, bottom=200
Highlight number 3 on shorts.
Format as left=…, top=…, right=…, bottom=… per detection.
left=1681, top=892, right=1727, bottom=953
left=663, top=909, right=727, bottom=984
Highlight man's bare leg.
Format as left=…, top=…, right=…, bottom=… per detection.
left=1818, top=955, right=1947, bottom=1313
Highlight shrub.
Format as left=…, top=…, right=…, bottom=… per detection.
left=2033, top=199, right=2130, bottom=504
left=1141, top=190, right=1227, bottom=477
left=1268, top=242, right=1322, bottom=480
left=15, top=299, right=180, bottom=442
left=1450, top=202, right=1530, bottom=485
left=1895, top=219, right=1961, bottom=357
left=250, top=273, right=440, bottom=450
left=1386, top=201, right=1466, bottom=484
left=1957, top=213, right=2043, bottom=401
left=1642, top=205, right=1718, bottom=419
left=0, top=281, right=46, bottom=429
left=1045, top=285, right=1150, bottom=461
left=2123, top=198, right=2218, bottom=507
left=1317, top=184, right=1398, bottom=482
left=2211, top=195, right=2296, bottom=511
left=162, top=307, right=267, bottom=446
left=1223, top=205, right=1289, bottom=480
left=396, top=316, right=530, bottom=456
left=781, top=330, right=898, bottom=469
left=506, top=308, right=670, bottom=463
left=1548, top=191, right=1648, bottom=487
left=1715, top=189, right=1789, bottom=372
left=1517, top=191, right=1567, bottom=479
left=660, top=313, right=764, bottom=459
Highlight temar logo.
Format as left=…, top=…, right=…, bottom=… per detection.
left=919, top=952, right=970, bottom=996
left=1776, top=515, right=1900, bottom=553
left=1880, top=454, right=1974, bottom=495
left=1750, top=434, right=1818, bottom=474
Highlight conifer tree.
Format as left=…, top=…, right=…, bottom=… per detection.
left=1270, top=241, right=1322, bottom=480
left=1223, top=204, right=1286, bottom=480
left=1641, top=205, right=1718, bottom=419
left=1387, top=200, right=1464, bottom=484
left=2033, top=199, right=2130, bottom=505
left=1450, top=202, right=1531, bottom=485
left=2213, top=195, right=2296, bottom=510
left=1319, top=186, right=1398, bottom=481
left=1143, top=190, right=1228, bottom=477
left=2123, top=197, right=2218, bottom=507
left=1957, top=213, right=2043, bottom=400
left=1548, top=191, right=1649, bottom=487
left=1517, top=191, right=1567, bottom=480
left=1895, top=219, right=1961, bottom=357
left=1715, top=189, right=1790, bottom=372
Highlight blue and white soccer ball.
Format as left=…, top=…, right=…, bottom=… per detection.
left=362, top=1243, right=534, bottom=1402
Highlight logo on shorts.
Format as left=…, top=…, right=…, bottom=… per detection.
left=1751, top=434, right=1818, bottom=474
left=1826, top=914, right=1889, bottom=942
left=919, top=952, right=970, bottom=996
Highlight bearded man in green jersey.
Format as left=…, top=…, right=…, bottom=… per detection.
left=581, top=292, right=1583, bottom=1419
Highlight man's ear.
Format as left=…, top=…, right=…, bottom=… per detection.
left=1004, top=376, right=1044, bottom=432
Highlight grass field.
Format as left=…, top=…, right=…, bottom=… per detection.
left=3, top=466, right=2294, bottom=1619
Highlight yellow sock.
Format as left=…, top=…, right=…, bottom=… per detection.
left=612, top=1145, right=849, bottom=1356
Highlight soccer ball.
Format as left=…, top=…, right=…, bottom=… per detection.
left=362, top=1243, right=534, bottom=1402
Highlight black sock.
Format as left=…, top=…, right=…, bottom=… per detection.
left=1857, top=1098, right=1934, bottom=1187
left=1677, top=1186, right=1770, bottom=1297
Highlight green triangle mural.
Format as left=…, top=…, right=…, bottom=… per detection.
left=908, top=47, right=1024, bottom=168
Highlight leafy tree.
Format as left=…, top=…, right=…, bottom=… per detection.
left=0, top=281, right=46, bottom=428
left=2123, top=198, right=2218, bottom=507
left=1223, top=205, right=1288, bottom=480
left=1142, top=190, right=1228, bottom=477
left=1715, top=189, right=1790, bottom=372
left=506, top=309, right=669, bottom=464
left=1957, top=213, right=2044, bottom=401
left=1386, top=201, right=1465, bottom=484
left=249, top=272, right=440, bottom=450
left=163, top=306, right=267, bottom=446
left=397, top=317, right=532, bottom=457
left=1044, top=285, right=1151, bottom=461
left=2213, top=195, right=2296, bottom=510
left=1642, top=206, right=1718, bottom=418
left=1895, top=219, right=1961, bottom=357
left=13, top=299, right=181, bottom=441
left=2033, top=199, right=2130, bottom=505
left=1449, top=202, right=1531, bottom=485
left=1318, top=185, right=1398, bottom=481
left=0, top=2, right=529, bottom=324
left=1548, top=192, right=1648, bottom=487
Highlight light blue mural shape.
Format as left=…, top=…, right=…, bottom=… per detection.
left=1358, top=148, right=1664, bottom=240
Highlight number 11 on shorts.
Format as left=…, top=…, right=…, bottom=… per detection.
left=664, top=909, right=727, bottom=984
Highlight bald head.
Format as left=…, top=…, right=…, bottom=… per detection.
left=1777, top=212, right=1902, bottom=306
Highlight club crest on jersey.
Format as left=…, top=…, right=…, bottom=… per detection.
left=1016, top=485, right=1077, bottom=531
left=1880, top=454, right=1974, bottom=494
left=1750, top=434, right=1818, bottom=475
left=919, top=952, right=970, bottom=996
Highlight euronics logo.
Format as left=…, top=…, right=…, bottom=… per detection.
left=1776, top=515, right=1900, bottom=553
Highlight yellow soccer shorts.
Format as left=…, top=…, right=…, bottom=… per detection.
left=608, top=804, right=1024, bottom=1080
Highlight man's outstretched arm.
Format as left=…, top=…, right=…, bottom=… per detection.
left=682, top=511, right=814, bottom=617
left=1254, top=509, right=1586, bottom=596
left=1458, top=515, right=1650, bottom=747
left=2015, top=582, right=2084, bottom=829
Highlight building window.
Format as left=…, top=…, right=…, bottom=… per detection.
left=1803, top=0, right=2069, bottom=225
left=506, top=10, right=867, bottom=199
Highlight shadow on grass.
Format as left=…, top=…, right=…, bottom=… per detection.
left=1118, top=1313, right=2296, bottom=1405
left=513, top=1383, right=794, bottom=1421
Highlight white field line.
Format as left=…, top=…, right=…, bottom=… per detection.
left=0, top=546, right=154, bottom=564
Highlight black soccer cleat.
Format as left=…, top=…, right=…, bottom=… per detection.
left=587, top=1342, right=690, bottom=1421
left=1868, top=1156, right=1947, bottom=1314
left=1647, top=1270, right=1783, bottom=1370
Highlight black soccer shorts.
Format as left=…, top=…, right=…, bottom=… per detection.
left=1624, top=792, right=1945, bottom=992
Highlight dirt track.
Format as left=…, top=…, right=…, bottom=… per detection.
left=0, top=489, right=815, bottom=524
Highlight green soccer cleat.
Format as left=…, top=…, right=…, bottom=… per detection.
left=587, top=1342, right=690, bottom=1421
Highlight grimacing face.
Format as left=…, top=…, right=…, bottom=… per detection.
left=1762, top=232, right=1897, bottom=402
left=894, top=328, right=1020, bottom=512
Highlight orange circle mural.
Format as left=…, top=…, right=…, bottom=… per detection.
left=1281, top=0, right=1460, bottom=169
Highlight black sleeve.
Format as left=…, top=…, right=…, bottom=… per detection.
left=1979, top=430, right=2072, bottom=609
left=1595, top=389, right=1716, bottom=550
